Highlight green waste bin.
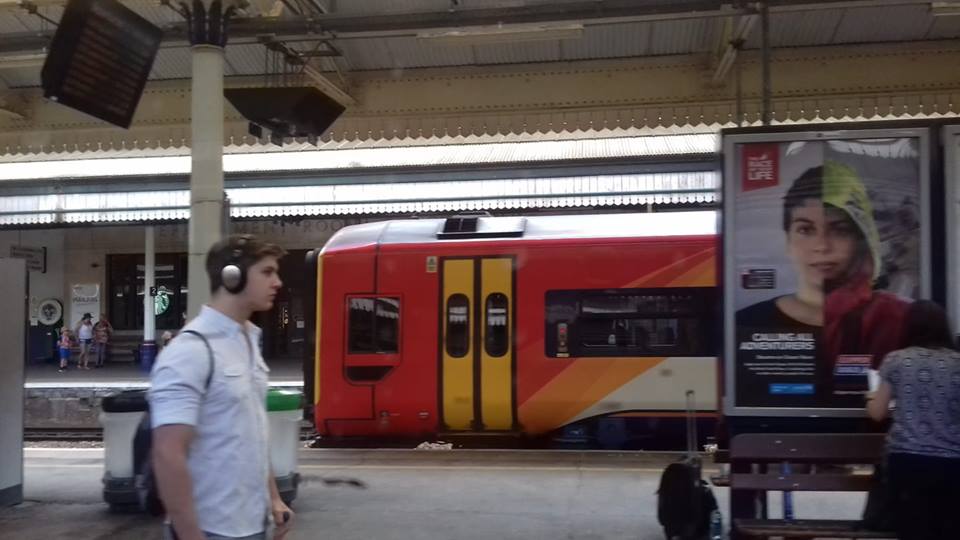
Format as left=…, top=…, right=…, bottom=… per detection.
left=267, top=389, right=303, bottom=505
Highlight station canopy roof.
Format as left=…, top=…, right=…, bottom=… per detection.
left=2, top=1, right=959, bottom=88
left=0, top=132, right=720, bottom=225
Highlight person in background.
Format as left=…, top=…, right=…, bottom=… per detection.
left=58, top=327, right=72, bottom=373
left=93, top=313, right=113, bottom=368
left=74, top=312, right=95, bottom=370
left=149, top=234, right=293, bottom=540
left=866, top=300, right=960, bottom=540
left=160, top=330, right=174, bottom=350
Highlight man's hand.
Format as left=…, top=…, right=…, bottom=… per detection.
left=271, top=499, right=294, bottom=540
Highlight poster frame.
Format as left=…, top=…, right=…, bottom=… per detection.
left=945, top=125, right=960, bottom=329
left=722, top=126, right=932, bottom=417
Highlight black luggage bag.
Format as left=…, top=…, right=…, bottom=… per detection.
left=656, top=390, right=718, bottom=540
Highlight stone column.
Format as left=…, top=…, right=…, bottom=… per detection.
left=184, top=0, right=237, bottom=319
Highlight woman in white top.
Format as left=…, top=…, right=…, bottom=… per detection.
left=75, top=312, right=95, bottom=370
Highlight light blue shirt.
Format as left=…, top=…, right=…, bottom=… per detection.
left=148, top=305, right=271, bottom=537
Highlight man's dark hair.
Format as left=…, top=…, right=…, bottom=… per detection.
left=903, top=300, right=958, bottom=351
left=205, top=234, right=287, bottom=293
left=782, top=166, right=823, bottom=231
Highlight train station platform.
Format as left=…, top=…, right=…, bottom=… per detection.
left=24, top=357, right=304, bottom=388
left=1, top=448, right=871, bottom=540
left=23, top=358, right=304, bottom=431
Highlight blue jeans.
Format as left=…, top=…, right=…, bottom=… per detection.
left=95, top=342, right=108, bottom=366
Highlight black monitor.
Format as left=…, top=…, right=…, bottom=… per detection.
left=41, top=0, right=162, bottom=128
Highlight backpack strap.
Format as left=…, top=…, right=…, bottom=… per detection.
left=179, top=329, right=215, bottom=391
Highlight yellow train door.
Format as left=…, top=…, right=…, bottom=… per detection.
left=439, top=257, right=516, bottom=432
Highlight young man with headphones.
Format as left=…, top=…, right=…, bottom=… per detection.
left=148, top=234, right=293, bottom=540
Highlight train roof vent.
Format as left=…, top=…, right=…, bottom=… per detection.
left=437, top=213, right=526, bottom=240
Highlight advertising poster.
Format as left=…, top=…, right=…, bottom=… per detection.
left=726, top=131, right=927, bottom=414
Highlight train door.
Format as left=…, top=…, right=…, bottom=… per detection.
left=439, top=257, right=516, bottom=432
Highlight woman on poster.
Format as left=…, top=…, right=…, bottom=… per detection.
left=737, top=160, right=911, bottom=394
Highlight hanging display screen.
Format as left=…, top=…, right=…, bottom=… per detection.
left=41, top=0, right=162, bottom=128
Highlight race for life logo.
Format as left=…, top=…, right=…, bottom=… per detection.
left=742, top=143, right=780, bottom=192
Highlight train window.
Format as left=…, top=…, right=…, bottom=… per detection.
left=544, top=288, right=717, bottom=358
left=375, top=298, right=400, bottom=353
left=484, top=293, right=509, bottom=357
left=446, top=294, right=470, bottom=358
left=348, top=296, right=400, bottom=354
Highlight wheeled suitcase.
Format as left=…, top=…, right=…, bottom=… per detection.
left=656, top=390, right=718, bottom=540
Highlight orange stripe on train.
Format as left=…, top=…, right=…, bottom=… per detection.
left=625, top=246, right=716, bottom=288
left=518, top=358, right=663, bottom=434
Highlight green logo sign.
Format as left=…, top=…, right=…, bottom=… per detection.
left=154, top=286, right=170, bottom=315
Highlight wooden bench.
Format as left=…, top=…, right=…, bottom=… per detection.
left=729, top=433, right=895, bottom=540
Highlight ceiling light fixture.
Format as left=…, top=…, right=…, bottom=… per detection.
left=417, top=23, right=584, bottom=45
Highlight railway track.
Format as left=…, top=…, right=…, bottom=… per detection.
left=24, top=427, right=103, bottom=441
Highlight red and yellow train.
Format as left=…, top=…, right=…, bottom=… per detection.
left=305, top=211, right=720, bottom=443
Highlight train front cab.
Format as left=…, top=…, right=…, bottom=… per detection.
left=314, top=238, right=520, bottom=437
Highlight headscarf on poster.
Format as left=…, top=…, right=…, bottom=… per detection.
left=733, top=138, right=920, bottom=410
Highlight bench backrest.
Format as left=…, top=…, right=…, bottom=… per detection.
left=730, top=433, right=885, bottom=464
left=729, top=433, right=885, bottom=492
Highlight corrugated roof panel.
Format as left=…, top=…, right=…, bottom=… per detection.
left=0, top=134, right=719, bottom=180
left=0, top=11, right=33, bottom=33
left=0, top=171, right=718, bottom=225
left=367, top=37, right=475, bottom=70
left=314, top=57, right=341, bottom=73
left=150, top=47, right=193, bottom=80
left=332, top=0, right=445, bottom=16
left=927, top=15, right=960, bottom=39
left=474, top=40, right=562, bottom=65
left=563, top=23, right=651, bottom=61
left=124, top=0, right=185, bottom=27
left=335, top=37, right=403, bottom=71
left=225, top=43, right=270, bottom=76
left=648, top=19, right=712, bottom=56
left=43, top=4, right=64, bottom=24
left=832, top=5, right=933, bottom=44
left=743, top=10, right=845, bottom=49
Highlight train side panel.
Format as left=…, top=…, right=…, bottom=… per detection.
left=359, top=246, right=442, bottom=437
left=315, top=233, right=718, bottom=439
left=512, top=236, right=717, bottom=434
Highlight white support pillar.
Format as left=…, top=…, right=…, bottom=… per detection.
left=178, top=0, right=237, bottom=319
left=0, top=259, right=25, bottom=506
left=186, top=44, right=226, bottom=319
left=141, top=225, right=158, bottom=371
left=144, top=225, right=156, bottom=342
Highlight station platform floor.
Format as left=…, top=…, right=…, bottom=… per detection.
left=22, top=358, right=305, bottom=430
left=24, top=357, right=304, bottom=388
left=1, top=448, right=869, bottom=540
